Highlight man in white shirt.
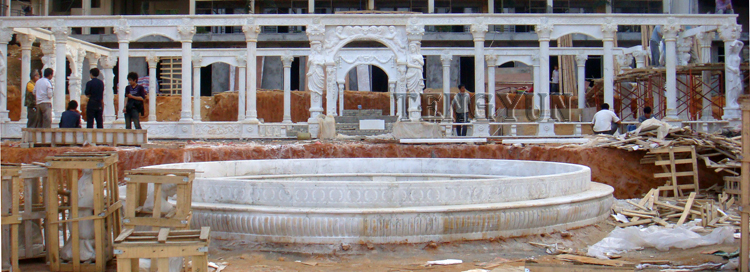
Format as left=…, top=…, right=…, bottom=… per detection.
left=34, top=68, right=54, bottom=128
left=592, top=103, right=621, bottom=135
left=551, top=65, right=560, bottom=94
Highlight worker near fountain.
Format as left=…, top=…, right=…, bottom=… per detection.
left=452, top=84, right=471, bottom=137
left=33, top=68, right=54, bottom=128
left=124, top=72, right=146, bottom=130
left=84, top=68, right=104, bottom=129
left=592, top=103, right=621, bottom=135
left=25, top=69, right=40, bottom=128
left=59, top=100, right=81, bottom=128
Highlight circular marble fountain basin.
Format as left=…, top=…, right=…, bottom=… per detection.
left=138, top=158, right=614, bottom=244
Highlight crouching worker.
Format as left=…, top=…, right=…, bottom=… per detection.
left=59, top=100, right=81, bottom=128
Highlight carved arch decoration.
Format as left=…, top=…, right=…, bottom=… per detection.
left=128, top=27, right=183, bottom=42
left=493, top=55, right=535, bottom=67
left=324, top=25, right=408, bottom=64
left=196, top=56, right=243, bottom=68
left=335, top=50, right=398, bottom=84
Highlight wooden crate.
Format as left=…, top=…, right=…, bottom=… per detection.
left=22, top=128, right=148, bottom=147
left=650, top=146, right=700, bottom=197
left=114, top=227, right=210, bottom=272
left=2, top=164, right=22, bottom=272
left=123, top=169, right=195, bottom=231
left=45, top=152, right=123, bottom=272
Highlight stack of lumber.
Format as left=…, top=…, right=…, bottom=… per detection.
left=612, top=188, right=741, bottom=229
left=589, top=120, right=741, bottom=174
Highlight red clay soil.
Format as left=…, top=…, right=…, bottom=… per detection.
left=0, top=142, right=727, bottom=199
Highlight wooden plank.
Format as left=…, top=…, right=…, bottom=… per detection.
left=654, top=158, right=694, bottom=166
left=192, top=254, right=208, bottom=272
left=554, top=254, right=634, bottom=267
left=115, top=228, right=135, bottom=243
left=199, top=227, right=210, bottom=241
left=677, top=192, right=697, bottom=226
left=157, top=228, right=170, bottom=243
left=654, top=171, right=697, bottom=179
left=617, top=219, right=652, bottom=227
left=157, top=258, right=170, bottom=272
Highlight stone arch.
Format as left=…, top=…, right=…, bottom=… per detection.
left=335, top=50, right=398, bottom=84
left=130, top=27, right=181, bottom=42
left=493, top=55, right=534, bottom=67
left=550, top=25, right=604, bottom=40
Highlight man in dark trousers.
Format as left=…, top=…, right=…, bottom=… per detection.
left=84, top=68, right=104, bottom=128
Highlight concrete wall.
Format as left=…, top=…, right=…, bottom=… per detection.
left=261, top=56, right=283, bottom=90
left=425, top=55, right=460, bottom=90
left=212, top=63, right=230, bottom=94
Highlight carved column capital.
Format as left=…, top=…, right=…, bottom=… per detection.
left=100, top=55, right=118, bottom=69
left=470, top=19, right=488, bottom=41
left=575, top=54, right=588, bottom=66
left=535, top=23, right=553, bottom=42
left=406, top=17, right=425, bottom=41
left=718, top=23, right=742, bottom=42
left=440, top=51, right=452, bottom=66
left=662, top=22, right=681, bottom=42
left=600, top=23, right=618, bottom=41
left=18, top=34, right=36, bottom=49
left=695, top=31, right=714, bottom=48
left=305, top=18, right=325, bottom=42
left=243, top=25, right=261, bottom=42
left=40, top=40, right=55, bottom=55
left=51, top=25, right=70, bottom=43
left=281, top=53, right=294, bottom=68
left=192, top=53, right=202, bottom=68
left=485, top=54, right=498, bottom=67
left=235, top=54, right=247, bottom=68
left=177, top=19, right=196, bottom=42
left=114, top=20, right=131, bottom=42
left=146, top=53, right=159, bottom=69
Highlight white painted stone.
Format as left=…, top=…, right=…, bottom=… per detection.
left=400, top=138, right=487, bottom=144
left=359, top=119, right=385, bottom=130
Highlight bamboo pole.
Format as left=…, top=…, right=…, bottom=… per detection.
left=741, top=97, right=749, bottom=271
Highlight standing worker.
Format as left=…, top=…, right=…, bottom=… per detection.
left=551, top=65, right=560, bottom=94
left=452, top=84, right=471, bottom=137
left=123, top=72, right=146, bottom=130
left=84, top=68, right=104, bottom=128
left=25, top=69, right=40, bottom=128
left=650, top=26, right=662, bottom=67
left=592, top=103, right=621, bottom=135
left=33, top=68, right=54, bottom=128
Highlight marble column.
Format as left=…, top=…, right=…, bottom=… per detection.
left=532, top=55, right=540, bottom=114
left=633, top=50, right=647, bottom=68
left=0, top=28, right=11, bottom=122
left=114, top=22, right=130, bottom=121
left=486, top=55, right=497, bottom=120
left=718, top=23, right=743, bottom=120
left=19, top=34, right=36, bottom=123
left=575, top=54, right=587, bottom=109
left=146, top=54, right=158, bottom=122
left=535, top=23, right=553, bottom=121
left=236, top=55, right=247, bottom=121
left=69, top=48, right=86, bottom=110
left=308, top=0, right=315, bottom=13
left=662, top=23, right=680, bottom=120
left=326, top=64, right=338, bottom=116
left=697, top=31, right=714, bottom=120
left=243, top=23, right=260, bottom=123
left=428, top=0, right=434, bottom=13
left=338, top=82, right=345, bottom=116
left=441, top=53, right=452, bottom=121
left=52, top=26, right=69, bottom=122
left=471, top=21, right=488, bottom=120
left=178, top=23, right=196, bottom=122
left=281, top=53, right=294, bottom=123
left=40, top=41, right=55, bottom=72
left=601, top=22, right=617, bottom=108
left=388, top=81, right=396, bottom=116
left=192, top=53, right=201, bottom=121
left=100, top=55, right=117, bottom=123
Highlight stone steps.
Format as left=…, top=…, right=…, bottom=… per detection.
left=334, top=115, right=398, bottom=124
left=335, top=109, right=395, bottom=136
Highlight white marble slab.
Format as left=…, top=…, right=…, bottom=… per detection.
left=359, top=119, right=385, bottom=130
left=400, top=138, right=487, bottom=144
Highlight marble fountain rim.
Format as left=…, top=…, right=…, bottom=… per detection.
left=189, top=182, right=613, bottom=214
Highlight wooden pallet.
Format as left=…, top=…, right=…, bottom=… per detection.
left=22, top=128, right=148, bottom=147
left=114, top=227, right=210, bottom=272
left=650, top=146, right=700, bottom=197
left=2, top=164, right=22, bottom=272
left=45, top=152, right=123, bottom=272
left=123, top=169, right=195, bottom=231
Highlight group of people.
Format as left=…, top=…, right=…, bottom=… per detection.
left=25, top=68, right=147, bottom=130
left=591, top=104, right=654, bottom=135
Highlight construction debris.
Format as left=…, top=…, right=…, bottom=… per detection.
left=587, top=119, right=741, bottom=175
